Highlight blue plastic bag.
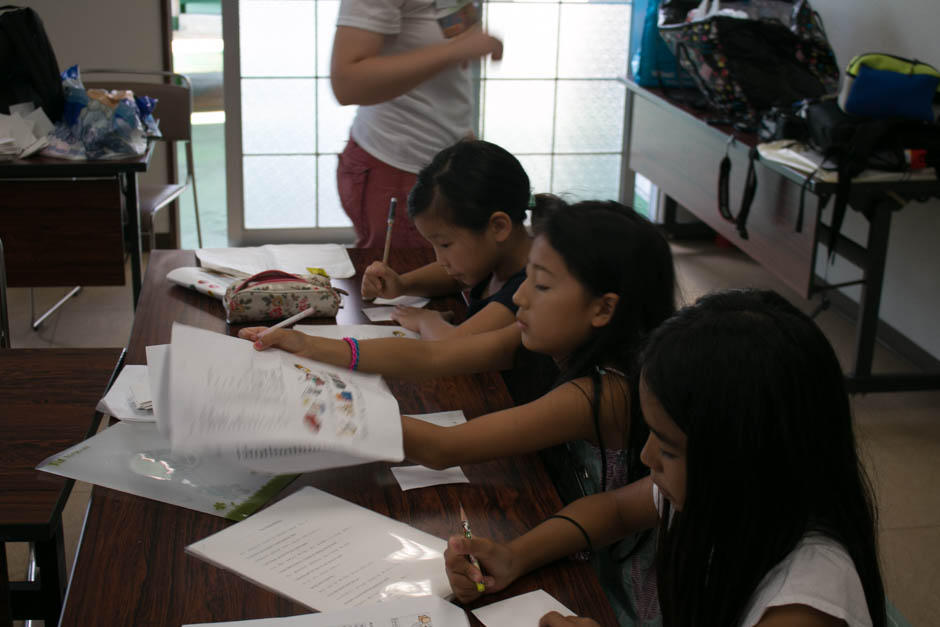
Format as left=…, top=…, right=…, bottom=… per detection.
left=630, top=0, right=694, bottom=88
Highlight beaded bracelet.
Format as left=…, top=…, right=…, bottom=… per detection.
left=546, top=514, right=593, bottom=553
left=342, top=336, right=360, bottom=371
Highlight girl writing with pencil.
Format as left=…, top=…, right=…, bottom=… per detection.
left=360, top=138, right=535, bottom=340
left=445, top=289, right=886, bottom=627
left=241, top=199, right=677, bottom=623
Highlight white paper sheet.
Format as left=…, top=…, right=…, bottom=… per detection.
left=757, top=140, right=938, bottom=183
left=166, top=266, right=239, bottom=301
left=146, top=344, right=171, bottom=438
left=167, top=324, right=403, bottom=473
left=182, top=592, right=470, bottom=627
left=294, top=323, right=419, bottom=340
left=471, top=590, right=575, bottom=627
left=373, top=295, right=431, bottom=308
left=361, top=306, right=398, bottom=322
left=196, top=244, right=356, bottom=279
left=185, top=486, right=453, bottom=611
left=409, top=410, right=467, bottom=428
left=391, top=465, right=469, bottom=491
left=96, top=365, right=154, bottom=422
left=36, top=421, right=294, bottom=520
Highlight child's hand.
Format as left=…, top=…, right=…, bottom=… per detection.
left=238, top=328, right=310, bottom=356
left=390, top=306, right=451, bottom=334
left=444, top=535, right=515, bottom=603
left=361, top=262, right=404, bottom=300
left=538, top=613, right=601, bottom=627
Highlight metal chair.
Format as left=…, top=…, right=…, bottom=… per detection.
left=83, top=69, right=204, bottom=250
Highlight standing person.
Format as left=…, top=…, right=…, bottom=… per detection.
left=331, top=0, right=503, bottom=249
left=445, top=289, right=886, bottom=627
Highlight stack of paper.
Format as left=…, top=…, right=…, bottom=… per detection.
left=157, top=323, right=404, bottom=473
left=196, top=244, right=356, bottom=280
left=0, top=102, right=53, bottom=160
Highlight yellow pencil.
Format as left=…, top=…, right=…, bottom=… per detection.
left=382, top=197, right=397, bottom=265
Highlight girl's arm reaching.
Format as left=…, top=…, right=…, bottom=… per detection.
left=445, top=477, right=659, bottom=603
left=402, top=377, right=597, bottom=470
left=238, top=322, right=521, bottom=381
left=391, top=301, right=518, bottom=340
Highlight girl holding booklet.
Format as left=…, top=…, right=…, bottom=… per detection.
left=359, top=138, right=537, bottom=340
left=445, top=290, right=886, bottom=627
left=240, top=198, right=677, bottom=624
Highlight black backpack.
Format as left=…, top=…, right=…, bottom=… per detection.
left=0, top=6, right=63, bottom=121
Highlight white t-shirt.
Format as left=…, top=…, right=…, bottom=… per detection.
left=652, top=485, right=873, bottom=627
left=336, top=0, right=473, bottom=173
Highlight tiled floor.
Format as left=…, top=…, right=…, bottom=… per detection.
left=4, top=242, right=939, bottom=625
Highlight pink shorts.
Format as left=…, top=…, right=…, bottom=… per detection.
left=336, top=138, right=431, bottom=249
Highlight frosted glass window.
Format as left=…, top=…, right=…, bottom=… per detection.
left=244, top=156, right=318, bottom=229
left=318, top=78, right=356, bottom=154
left=516, top=154, right=552, bottom=197
left=317, top=1, right=340, bottom=77
left=240, top=1, right=316, bottom=77
left=241, top=78, right=317, bottom=154
left=483, top=3, right=558, bottom=80
left=557, top=4, right=630, bottom=79
left=318, top=155, right=352, bottom=227
left=552, top=154, right=622, bottom=202
left=482, top=80, right=555, bottom=154
left=553, top=80, right=625, bottom=153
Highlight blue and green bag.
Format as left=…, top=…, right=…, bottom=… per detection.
left=838, top=53, right=940, bottom=122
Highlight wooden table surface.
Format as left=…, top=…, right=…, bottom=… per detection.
left=60, top=249, right=617, bottom=626
left=0, top=349, right=122, bottom=538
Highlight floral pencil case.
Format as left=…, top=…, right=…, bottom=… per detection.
left=223, top=270, right=345, bottom=324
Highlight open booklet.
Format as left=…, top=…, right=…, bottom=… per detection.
left=160, top=323, right=404, bottom=473
left=183, top=596, right=469, bottom=627
left=196, top=244, right=356, bottom=280
left=185, top=486, right=453, bottom=612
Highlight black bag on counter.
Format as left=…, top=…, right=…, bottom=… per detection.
left=0, top=6, right=64, bottom=121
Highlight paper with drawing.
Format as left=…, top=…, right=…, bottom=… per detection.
left=166, top=323, right=403, bottom=472
left=185, top=486, right=452, bottom=612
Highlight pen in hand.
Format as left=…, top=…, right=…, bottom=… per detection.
left=258, top=306, right=317, bottom=338
left=382, top=197, right=397, bottom=266
left=459, top=502, right=486, bottom=593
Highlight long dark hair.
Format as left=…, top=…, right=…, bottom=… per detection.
left=407, top=138, right=530, bottom=230
left=641, top=289, right=885, bottom=627
left=534, top=197, right=677, bottom=485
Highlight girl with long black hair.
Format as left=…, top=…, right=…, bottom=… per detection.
left=446, top=289, right=885, bottom=627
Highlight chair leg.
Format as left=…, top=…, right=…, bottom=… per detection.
left=29, top=286, right=82, bottom=330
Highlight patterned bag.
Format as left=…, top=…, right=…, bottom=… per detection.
left=658, top=0, right=839, bottom=126
left=223, top=270, right=344, bottom=324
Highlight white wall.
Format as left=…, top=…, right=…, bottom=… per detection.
left=811, top=0, right=940, bottom=361
left=18, top=1, right=169, bottom=188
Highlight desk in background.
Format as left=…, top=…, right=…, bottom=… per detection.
left=0, top=146, right=153, bottom=313
left=59, top=248, right=618, bottom=626
left=0, top=348, right=122, bottom=625
left=621, top=79, right=940, bottom=393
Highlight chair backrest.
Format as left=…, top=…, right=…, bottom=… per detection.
left=82, top=70, right=192, bottom=142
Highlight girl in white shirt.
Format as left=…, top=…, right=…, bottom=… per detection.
left=445, top=288, right=886, bottom=627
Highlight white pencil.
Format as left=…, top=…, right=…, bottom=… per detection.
left=258, top=307, right=317, bottom=338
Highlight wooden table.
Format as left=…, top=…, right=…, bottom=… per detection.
left=60, top=248, right=617, bottom=626
left=0, top=147, right=153, bottom=313
left=621, top=78, right=940, bottom=393
left=0, top=348, right=122, bottom=625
